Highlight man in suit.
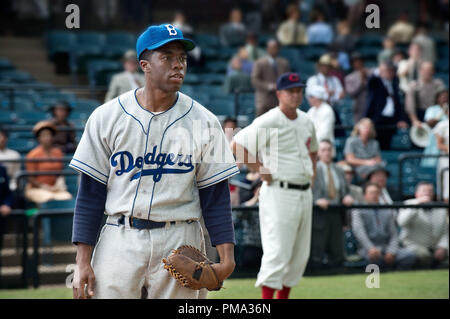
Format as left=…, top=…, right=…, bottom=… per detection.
left=352, top=183, right=416, bottom=269
left=364, top=61, right=409, bottom=150
left=311, top=139, right=354, bottom=269
left=104, top=50, right=145, bottom=102
left=251, top=39, right=290, bottom=116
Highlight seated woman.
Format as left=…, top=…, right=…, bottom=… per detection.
left=344, top=118, right=385, bottom=180
left=25, top=121, right=72, bottom=204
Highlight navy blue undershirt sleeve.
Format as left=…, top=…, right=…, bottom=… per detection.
left=199, top=179, right=235, bottom=246
left=72, top=173, right=107, bottom=246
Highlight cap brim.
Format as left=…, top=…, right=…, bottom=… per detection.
left=143, top=38, right=196, bottom=54
left=278, top=82, right=306, bottom=90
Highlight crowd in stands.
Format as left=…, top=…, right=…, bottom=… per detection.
left=0, top=2, right=449, bottom=275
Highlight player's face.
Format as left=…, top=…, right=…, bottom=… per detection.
left=277, top=87, right=303, bottom=109
left=144, top=41, right=188, bottom=92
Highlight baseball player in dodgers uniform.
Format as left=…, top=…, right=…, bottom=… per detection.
left=70, top=24, right=239, bottom=299
left=231, top=73, right=318, bottom=299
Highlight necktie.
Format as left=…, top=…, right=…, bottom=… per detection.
left=327, top=164, right=336, bottom=199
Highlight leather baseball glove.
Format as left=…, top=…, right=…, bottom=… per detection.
left=162, top=245, right=223, bottom=291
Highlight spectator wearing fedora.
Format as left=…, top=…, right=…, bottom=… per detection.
left=49, top=101, right=77, bottom=154
left=345, top=53, right=372, bottom=124
left=307, top=54, right=344, bottom=107
left=25, top=121, right=72, bottom=204
left=104, top=50, right=145, bottom=102
left=365, top=165, right=397, bottom=204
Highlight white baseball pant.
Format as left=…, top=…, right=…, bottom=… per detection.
left=255, top=182, right=313, bottom=290
left=90, top=216, right=206, bottom=299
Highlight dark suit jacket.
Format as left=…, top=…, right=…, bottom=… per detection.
left=313, top=162, right=350, bottom=204
left=364, top=74, right=408, bottom=124
left=251, top=56, right=290, bottom=116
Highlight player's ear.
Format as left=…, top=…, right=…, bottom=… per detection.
left=139, top=59, right=151, bottom=73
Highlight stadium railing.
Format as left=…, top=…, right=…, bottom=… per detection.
left=4, top=202, right=449, bottom=288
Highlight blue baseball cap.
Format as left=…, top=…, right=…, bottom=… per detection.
left=136, top=24, right=196, bottom=60
left=276, top=72, right=306, bottom=90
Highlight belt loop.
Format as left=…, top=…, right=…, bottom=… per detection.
left=124, top=216, right=131, bottom=229
left=165, top=221, right=171, bottom=230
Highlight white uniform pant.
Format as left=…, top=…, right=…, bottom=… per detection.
left=91, top=216, right=206, bottom=299
left=255, top=183, right=313, bottom=290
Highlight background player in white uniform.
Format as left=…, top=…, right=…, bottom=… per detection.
left=231, top=72, right=318, bottom=299
left=70, top=24, right=239, bottom=299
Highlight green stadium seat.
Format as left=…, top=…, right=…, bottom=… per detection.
left=390, top=129, right=412, bottom=150
left=87, top=59, right=122, bottom=87
left=11, top=97, right=36, bottom=112
left=217, top=47, right=236, bottom=61
left=77, top=32, right=106, bottom=46
left=40, top=91, right=76, bottom=103
left=104, top=45, right=133, bottom=60
left=208, top=97, right=235, bottom=117
left=356, top=34, right=383, bottom=47
left=46, top=31, right=77, bottom=58
left=106, top=32, right=136, bottom=47
left=40, top=199, right=76, bottom=243
left=194, top=33, right=220, bottom=48
left=205, top=60, right=228, bottom=73
left=0, top=70, right=34, bottom=83
left=0, top=110, right=16, bottom=124
left=71, top=99, right=101, bottom=113
left=183, top=73, right=201, bottom=85
left=7, top=138, right=37, bottom=153
left=71, top=44, right=104, bottom=74
left=200, top=73, right=225, bottom=85
left=0, top=58, right=14, bottom=71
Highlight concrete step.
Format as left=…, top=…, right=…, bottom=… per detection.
left=0, top=37, right=44, bottom=50
left=1, top=246, right=76, bottom=267
left=2, top=233, right=73, bottom=249
left=1, top=264, right=73, bottom=287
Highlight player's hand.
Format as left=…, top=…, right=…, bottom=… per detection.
left=316, top=199, right=329, bottom=210
left=384, top=253, right=396, bottom=265
left=73, top=262, right=95, bottom=299
left=368, top=247, right=381, bottom=261
left=211, top=260, right=235, bottom=282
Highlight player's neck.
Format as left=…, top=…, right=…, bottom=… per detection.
left=137, top=87, right=178, bottom=113
left=278, top=105, right=297, bottom=120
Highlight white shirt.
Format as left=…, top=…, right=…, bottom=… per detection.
left=0, top=148, right=21, bottom=190
left=306, top=102, right=335, bottom=144
left=306, top=73, right=343, bottom=105
left=233, top=107, right=318, bottom=184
